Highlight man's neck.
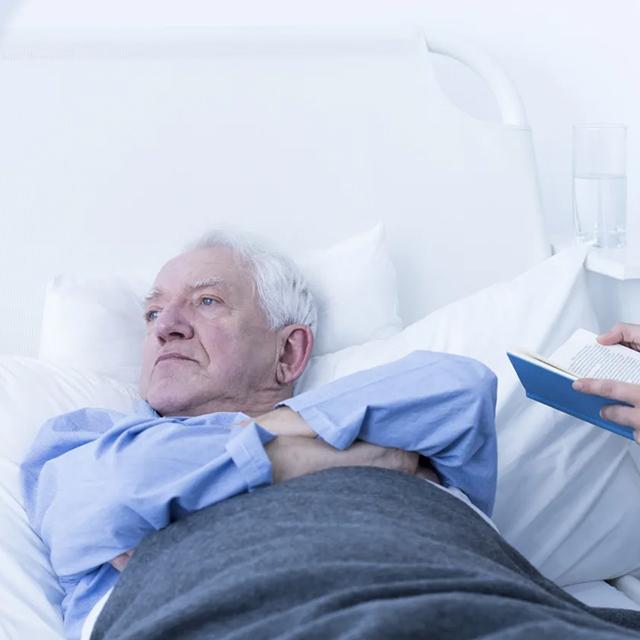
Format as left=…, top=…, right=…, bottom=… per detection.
left=160, top=386, right=294, bottom=418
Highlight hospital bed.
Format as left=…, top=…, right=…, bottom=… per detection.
left=1, top=27, right=640, bottom=639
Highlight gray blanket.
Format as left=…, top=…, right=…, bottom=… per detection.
left=92, top=467, right=640, bottom=639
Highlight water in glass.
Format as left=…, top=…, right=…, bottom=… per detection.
left=573, top=173, right=626, bottom=248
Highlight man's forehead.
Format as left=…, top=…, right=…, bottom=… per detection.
left=145, top=276, right=228, bottom=302
left=148, top=247, right=251, bottom=299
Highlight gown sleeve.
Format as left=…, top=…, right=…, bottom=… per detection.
left=281, top=351, right=498, bottom=515
left=20, top=407, right=274, bottom=577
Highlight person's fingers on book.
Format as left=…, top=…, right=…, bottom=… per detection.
left=600, top=405, right=640, bottom=431
left=597, top=323, right=640, bottom=351
left=573, top=378, right=640, bottom=405
left=597, top=327, right=622, bottom=345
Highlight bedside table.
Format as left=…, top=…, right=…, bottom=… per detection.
left=584, top=247, right=640, bottom=331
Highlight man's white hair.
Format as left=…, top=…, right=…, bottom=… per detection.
left=187, top=230, right=317, bottom=336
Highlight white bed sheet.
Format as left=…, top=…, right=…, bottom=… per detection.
left=80, top=589, right=111, bottom=640
left=564, top=580, right=640, bottom=611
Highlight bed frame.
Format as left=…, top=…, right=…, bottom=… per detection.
left=0, top=27, right=548, bottom=355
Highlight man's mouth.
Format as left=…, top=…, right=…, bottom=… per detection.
left=155, top=353, right=196, bottom=365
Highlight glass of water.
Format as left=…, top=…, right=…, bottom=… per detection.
left=573, top=123, right=627, bottom=248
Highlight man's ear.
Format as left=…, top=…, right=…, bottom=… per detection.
left=275, top=324, right=314, bottom=386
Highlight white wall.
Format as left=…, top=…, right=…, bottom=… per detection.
left=6, top=0, right=638, bottom=251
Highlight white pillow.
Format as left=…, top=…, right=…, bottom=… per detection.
left=300, top=246, right=640, bottom=586
left=38, top=224, right=402, bottom=383
left=295, top=224, right=401, bottom=355
left=0, top=357, right=138, bottom=640
left=38, top=275, right=151, bottom=385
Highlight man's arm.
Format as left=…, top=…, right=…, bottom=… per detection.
left=250, top=406, right=316, bottom=438
left=21, top=411, right=277, bottom=578
left=22, top=407, right=420, bottom=578
left=107, top=434, right=418, bottom=573
left=277, top=350, right=498, bottom=516
left=245, top=351, right=496, bottom=514
left=266, top=436, right=418, bottom=483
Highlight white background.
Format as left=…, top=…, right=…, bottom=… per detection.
left=3, top=0, right=637, bottom=248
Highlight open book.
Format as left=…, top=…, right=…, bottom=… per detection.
left=507, top=328, right=640, bottom=440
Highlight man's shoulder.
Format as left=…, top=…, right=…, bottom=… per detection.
left=404, top=350, right=497, bottom=386
left=49, top=400, right=155, bottom=434
left=21, top=408, right=132, bottom=476
left=48, top=407, right=128, bottom=435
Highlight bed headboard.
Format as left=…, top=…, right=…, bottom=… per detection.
left=0, top=27, right=548, bottom=355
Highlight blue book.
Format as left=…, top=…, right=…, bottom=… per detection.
left=507, top=329, right=638, bottom=441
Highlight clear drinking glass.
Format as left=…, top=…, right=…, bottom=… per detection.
left=573, top=123, right=627, bottom=248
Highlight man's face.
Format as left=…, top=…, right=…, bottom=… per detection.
left=139, top=246, right=281, bottom=416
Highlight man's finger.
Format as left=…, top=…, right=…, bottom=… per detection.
left=600, top=405, right=640, bottom=431
left=573, top=378, right=640, bottom=405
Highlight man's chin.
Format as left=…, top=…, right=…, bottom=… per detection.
left=144, top=389, right=195, bottom=417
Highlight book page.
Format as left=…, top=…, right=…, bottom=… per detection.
left=550, top=328, right=640, bottom=383
left=508, top=349, right=577, bottom=379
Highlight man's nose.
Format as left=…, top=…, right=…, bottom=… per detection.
left=154, top=304, right=195, bottom=342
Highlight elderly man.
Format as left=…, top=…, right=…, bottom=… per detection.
left=22, top=232, right=498, bottom=640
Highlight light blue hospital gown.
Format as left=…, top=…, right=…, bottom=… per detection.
left=20, top=351, right=498, bottom=640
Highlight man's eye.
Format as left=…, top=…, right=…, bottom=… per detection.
left=200, top=297, right=217, bottom=307
left=145, top=309, right=159, bottom=322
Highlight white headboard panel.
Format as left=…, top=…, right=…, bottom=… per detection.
left=0, top=28, right=548, bottom=355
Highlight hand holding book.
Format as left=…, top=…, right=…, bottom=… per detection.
left=572, top=323, right=640, bottom=442
left=508, top=323, right=640, bottom=441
